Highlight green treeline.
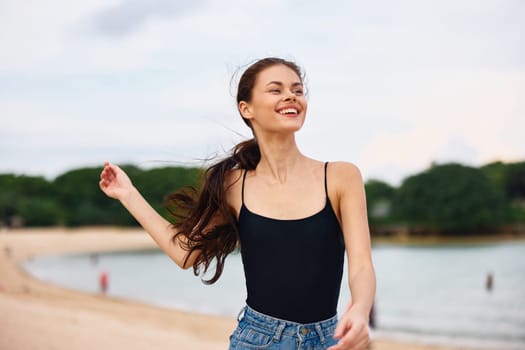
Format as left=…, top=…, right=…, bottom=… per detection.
left=365, top=161, right=525, bottom=235
left=0, top=165, right=201, bottom=228
left=0, top=161, right=524, bottom=235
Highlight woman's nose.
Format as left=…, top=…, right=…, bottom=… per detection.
left=283, top=91, right=296, bottom=101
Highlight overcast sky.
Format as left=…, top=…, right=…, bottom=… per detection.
left=1, top=0, right=523, bottom=185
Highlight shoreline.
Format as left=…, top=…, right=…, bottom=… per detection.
left=371, top=231, right=525, bottom=246
left=1, top=227, right=473, bottom=350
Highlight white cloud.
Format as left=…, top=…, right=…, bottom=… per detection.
left=90, top=0, right=206, bottom=36
left=0, top=0, right=117, bottom=72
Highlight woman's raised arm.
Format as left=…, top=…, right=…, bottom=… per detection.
left=99, top=162, right=198, bottom=269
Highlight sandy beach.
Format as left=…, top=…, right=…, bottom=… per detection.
left=0, top=228, right=468, bottom=350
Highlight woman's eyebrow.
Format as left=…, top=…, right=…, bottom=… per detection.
left=265, top=81, right=303, bottom=87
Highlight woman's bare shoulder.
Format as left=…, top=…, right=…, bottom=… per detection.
left=328, top=161, right=364, bottom=190
left=224, top=168, right=245, bottom=215
left=224, top=168, right=244, bottom=189
left=329, top=161, right=362, bottom=175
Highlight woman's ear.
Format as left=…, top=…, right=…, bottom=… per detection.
left=238, top=101, right=253, bottom=120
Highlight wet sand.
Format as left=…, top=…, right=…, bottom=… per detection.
left=0, top=228, right=468, bottom=350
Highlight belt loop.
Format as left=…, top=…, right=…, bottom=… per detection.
left=314, top=323, right=325, bottom=345
left=236, top=306, right=246, bottom=322
left=273, top=322, right=285, bottom=342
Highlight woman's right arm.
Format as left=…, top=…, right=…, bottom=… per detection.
left=99, top=162, right=196, bottom=269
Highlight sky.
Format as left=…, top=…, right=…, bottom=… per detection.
left=1, top=0, right=523, bottom=185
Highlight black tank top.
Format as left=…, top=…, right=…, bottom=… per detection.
left=238, top=162, right=345, bottom=323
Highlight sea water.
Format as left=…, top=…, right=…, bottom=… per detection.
left=24, top=240, right=525, bottom=349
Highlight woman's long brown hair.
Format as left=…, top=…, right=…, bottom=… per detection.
left=165, top=57, right=304, bottom=284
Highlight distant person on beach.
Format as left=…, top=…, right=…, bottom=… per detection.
left=99, top=57, right=376, bottom=350
left=90, top=253, right=99, bottom=266
left=99, top=271, right=109, bottom=294
left=486, top=272, right=494, bottom=292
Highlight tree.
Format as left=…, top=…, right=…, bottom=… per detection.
left=481, top=161, right=507, bottom=193
left=364, top=179, right=395, bottom=223
left=505, top=162, right=525, bottom=200
left=18, top=198, right=63, bottom=226
left=0, top=174, right=61, bottom=227
left=392, top=163, right=505, bottom=234
left=53, top=166, right=133, bottom=226
left=133, top=166, right=201, bottom=220
left=52, top=165, right=201, bottom=226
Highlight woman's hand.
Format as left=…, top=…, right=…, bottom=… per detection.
left=328, top=301, right=371, bottom=350
left=99, top=162, right=134, bottom=201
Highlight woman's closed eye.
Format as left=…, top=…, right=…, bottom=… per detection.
left=268, top=89, right=303, bottom=95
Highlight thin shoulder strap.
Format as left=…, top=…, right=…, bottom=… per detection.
left=324, top=162, right=329, bottom=198
left=241, top=169, right=248, bottom=204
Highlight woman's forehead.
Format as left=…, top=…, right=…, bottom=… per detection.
left=255, top=65, right=302, bottom=86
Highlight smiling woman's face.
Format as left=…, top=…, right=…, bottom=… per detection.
left=239, top=64, right=308, bottom=135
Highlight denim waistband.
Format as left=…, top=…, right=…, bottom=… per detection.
left=237, top=305, right=338, bottom=343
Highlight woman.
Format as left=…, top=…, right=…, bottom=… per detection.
left=99, top=57, right=376, bottom=350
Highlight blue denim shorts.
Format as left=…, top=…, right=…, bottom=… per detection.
left=229, top=305, right=339, bottom=349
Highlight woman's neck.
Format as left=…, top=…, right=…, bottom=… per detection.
left=255, top=133, right=305, bottom=184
